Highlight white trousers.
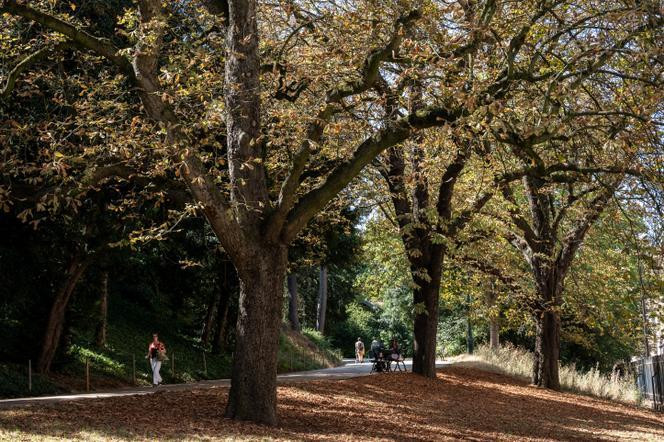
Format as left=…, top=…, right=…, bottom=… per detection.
left=150, top=358, right=162, bottom=385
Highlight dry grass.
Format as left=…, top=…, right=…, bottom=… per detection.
left=1, top=365, right=662, bottom=441
left=463, top=344, right=642, bottom=405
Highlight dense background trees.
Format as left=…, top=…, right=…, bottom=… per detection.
left=1, top=0, right=662, bottom=427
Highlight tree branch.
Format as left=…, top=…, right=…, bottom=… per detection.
left=1, top=42, right=70, bottom=99
left=265, top=9, right=422, bottom=240
left=1, top=0, right=133, bottom=75
left=281, top=104, right=463, bottom=241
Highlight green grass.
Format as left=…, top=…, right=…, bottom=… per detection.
left=277, top=329, right=342, bottom=372
left=468, top=343, right=642, bottom=405
left=1, top=298, right=343, bottom=398
left=0, top=363, right=62, bottom=398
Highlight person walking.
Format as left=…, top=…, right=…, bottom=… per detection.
left=370, top=338, right=381, bottom=359
left=147, top=333, right=166, bottom=387
left=355, top=337, right=365, bottom=363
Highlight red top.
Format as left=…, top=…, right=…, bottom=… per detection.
left=149, top=341, right=164, bottom=357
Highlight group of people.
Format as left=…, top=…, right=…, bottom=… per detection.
left=354, top=337, right=402, bottom=364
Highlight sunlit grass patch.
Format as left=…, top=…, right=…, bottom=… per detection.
left=467, top=343, right=642, bottom=405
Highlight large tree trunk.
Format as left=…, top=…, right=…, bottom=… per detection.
left=530, top=267, right=564, bottom=390
left=316, top=265, right=328, bottom=334
left=95, top=270, right=109, bottom=348
left=38, top=255, right=90, bottom=373
left=225, top=246, right=287, bottom=425
left=411, top=250, right=443, bottom=378
left=287, top=273, right=300, bottom=331
left=532, top=307, right=561, bottom=389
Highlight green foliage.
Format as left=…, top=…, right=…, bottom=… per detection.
left=0, top=363, right=61, bottom=398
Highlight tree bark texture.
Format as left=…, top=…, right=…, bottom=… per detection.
left=411, top=248, right=443, bottom=377
left=532, top=306, right=561, bottom=389
left=224, top=246, right=287, bottom=425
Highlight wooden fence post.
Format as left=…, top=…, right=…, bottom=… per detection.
left=132, top=354, right=136, bottom=385
left=171, top=352, right=175, bottom=377
left=28, top=359, right=32, bottom=392
left=86, top=358, right=90, bottom=392
left=202, top=352, right=207, bottom=376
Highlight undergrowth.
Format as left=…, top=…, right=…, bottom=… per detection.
left=472, top=344, right=642, bottom=405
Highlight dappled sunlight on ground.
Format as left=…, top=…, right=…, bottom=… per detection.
left=1, top=366, right=662, bottom=441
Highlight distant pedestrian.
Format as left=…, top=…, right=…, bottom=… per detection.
left=355, top=338, right=365, bottom=363
left=147, top=333, right=166, bottom=387
left=370, top=338, right=381, bottom=358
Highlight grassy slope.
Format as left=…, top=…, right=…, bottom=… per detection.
left=1, top=299, right=341, bottom=398
left=452, top=344, right=642, bottom=405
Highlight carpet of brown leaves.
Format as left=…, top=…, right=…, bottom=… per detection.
left=1, top=366, right=662, bottom=441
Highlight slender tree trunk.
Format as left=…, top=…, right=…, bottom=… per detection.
left=411, top=251, right=443, bottom=377
left=489, top=317, right=500, bottom=350
left=532, top=306, right=561, bottom=389
left=484, top=290, right=500, bottom=350
left=287, top=273, right=300, bottom=331
left=212, top=264, right=235, bottom=354
left=38, top=255, right=90, bottom=373
left=201, top=294, right=218, bottom=347
left=225, top=246, right=287, bottom=425
left=212, top=291, right=230, bottom=354
left=466, top=293, right=474, bottom=354
left=316, top=265, right=328, bottom=334
left=95, top=270, right=109, bottom=348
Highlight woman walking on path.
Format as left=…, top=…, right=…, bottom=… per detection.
left=355, top=338, right=365, bottom=363
left=147, top=333, right=166, bottom=387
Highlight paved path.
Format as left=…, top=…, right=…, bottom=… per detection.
left=0, top=358, right=448, bottom=409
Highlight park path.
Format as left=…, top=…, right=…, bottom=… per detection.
left=0, top=358, right=448, bottom=409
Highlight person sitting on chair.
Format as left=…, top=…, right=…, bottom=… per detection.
left=389, top=338, right=401, bottom=361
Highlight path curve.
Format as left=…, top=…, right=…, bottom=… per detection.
left=0, top=358, right=448, bottom=409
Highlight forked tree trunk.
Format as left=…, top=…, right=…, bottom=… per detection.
left=38, top=255, right=90, bottom=373
left=287, top=273, right=300, bottom=331
left=316, top=265, right=328, bottom=334
left=411, top=252, right=443, bottom=377
left=225, top=246, right=287, bottom=425
left=95, top=270, right=109, bottom=347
